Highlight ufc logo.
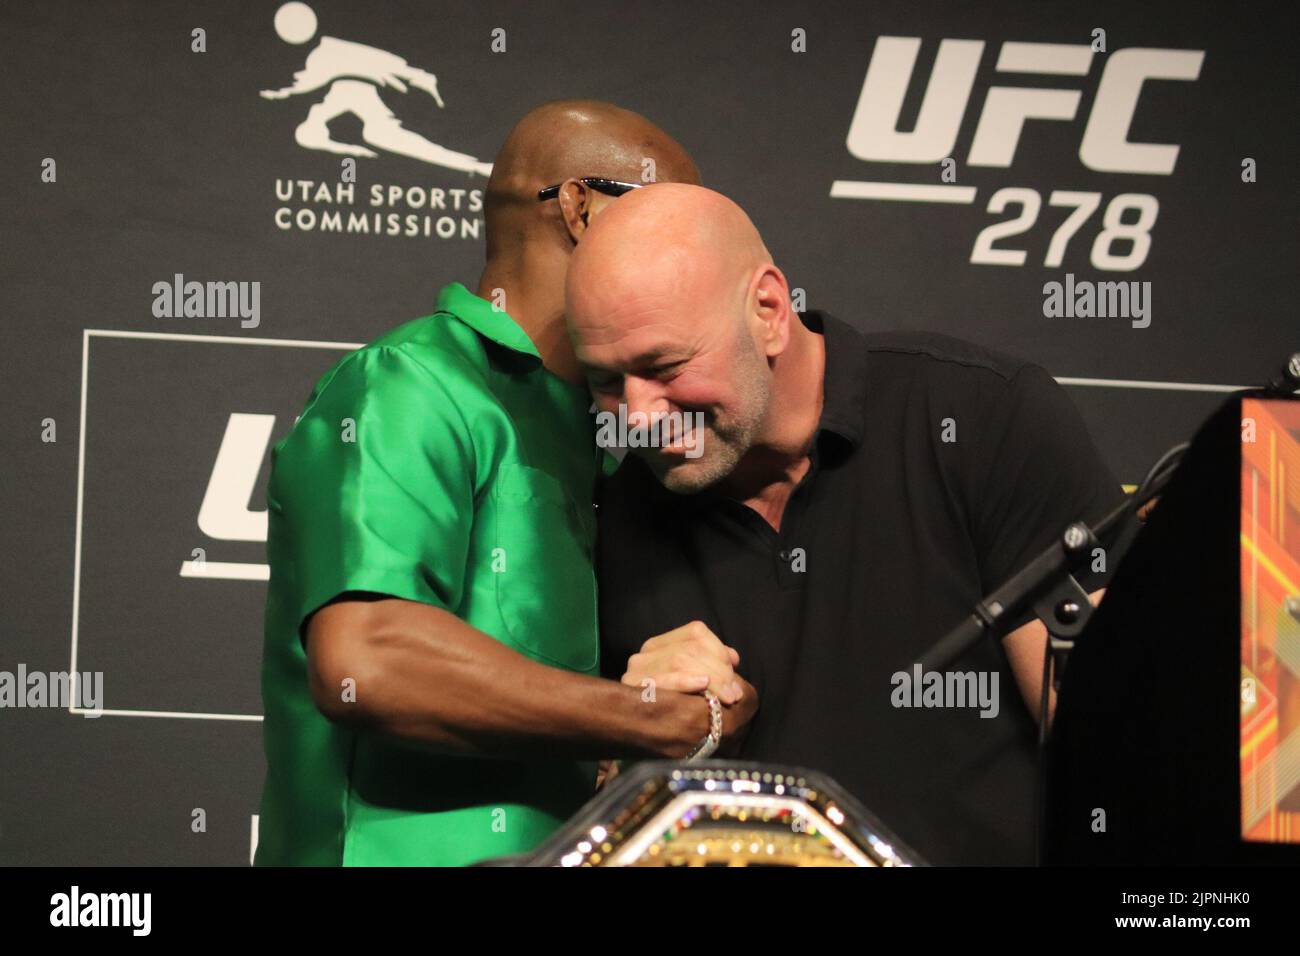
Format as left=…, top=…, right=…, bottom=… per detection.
left=845, top=38, right=1204, bottom=174
left=198, top=413, right=276, bottom=542
left=181, top=413, right=276, bottom=581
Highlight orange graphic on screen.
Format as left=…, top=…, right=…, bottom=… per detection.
left=1241, top=398, right=1300, bottom=843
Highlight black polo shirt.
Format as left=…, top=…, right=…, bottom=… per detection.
left=595, top=311, right=1125, bottom=865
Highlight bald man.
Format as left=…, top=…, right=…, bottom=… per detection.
left=255, top=103, right=756, bottom=867
left=567, top=184, right=1125, bottom=865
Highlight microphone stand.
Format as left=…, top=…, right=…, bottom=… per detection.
left=916, top=492, right=1145, bottom=680
left=911, top=442, right=1182, bottom=868
left=918, top=351, right=1300, bottom=684
left=911, top=351, right=1300, bottom=866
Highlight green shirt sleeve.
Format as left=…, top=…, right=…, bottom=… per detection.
left=269, top=344, right=478, bottom=631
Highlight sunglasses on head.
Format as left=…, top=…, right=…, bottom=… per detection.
left=537, top=177, right=645, bottom=202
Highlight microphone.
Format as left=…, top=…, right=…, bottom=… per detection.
left=1264, top=352, right=1300, bottom=397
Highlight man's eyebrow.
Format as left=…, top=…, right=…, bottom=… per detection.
left=637, top=346, right=689, bottom=365
left=580, top=346, right=687, bottom=377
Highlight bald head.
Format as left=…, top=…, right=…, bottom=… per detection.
left=568, top=184, right=771, bottom=326
left=566, top=185, right=798, bottom=493
left=483, top=100, right=699, bottom=257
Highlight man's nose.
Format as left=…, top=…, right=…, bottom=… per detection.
left=622, top=377, right=670, bottom=419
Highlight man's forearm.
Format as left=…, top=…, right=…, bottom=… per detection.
left=307, top=597, right=709, bottom=760
left=1004, top=587, right=1106, bottom=724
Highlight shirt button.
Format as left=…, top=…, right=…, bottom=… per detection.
left=778, top=549, right=791, bottom=562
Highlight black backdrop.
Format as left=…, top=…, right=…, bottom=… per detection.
left=1, top=0, right=1295, bottom=864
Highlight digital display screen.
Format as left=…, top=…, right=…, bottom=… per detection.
left=1241, top=397, right=1300, bottom=843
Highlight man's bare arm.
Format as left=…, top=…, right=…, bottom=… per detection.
left=305, top=597, right=756, bottom=760
left=1003, top=587, right=1106, bottom=724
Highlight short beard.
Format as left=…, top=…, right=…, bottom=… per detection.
left=650, top=336, right=771, bottom=494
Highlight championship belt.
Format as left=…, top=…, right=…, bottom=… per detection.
left=517, top=760, right=925, bottom=867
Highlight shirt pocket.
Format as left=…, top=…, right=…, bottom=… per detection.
left=491, top=462, right=599, bottom=673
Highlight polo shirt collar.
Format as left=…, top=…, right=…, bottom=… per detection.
left=435, top=282, right=542, bottom=366
left=806, top=310, right=868, bottom=453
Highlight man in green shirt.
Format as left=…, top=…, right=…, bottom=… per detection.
left=254, top=100, right=757, bottom=866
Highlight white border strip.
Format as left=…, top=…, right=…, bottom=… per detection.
left=1056, top=376, right=1250, bottom=393
left=84, top=328, right=364, bottom=349
left=830, top=181, right=978, bottom=204
left=70, top=329, right=90, bottom=714
left=69, top=707, right=264, bottom=721
left=69, top=329, right=1251, bottom=721
left=71, top=329, right=359, bottom=722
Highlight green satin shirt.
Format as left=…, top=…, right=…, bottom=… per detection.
left=255, top=282, right=603, bottom=866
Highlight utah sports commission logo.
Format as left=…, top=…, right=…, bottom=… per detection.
left=260, top=2, right=488, bottom=241
left=833, top=37, right=1204, bottom=274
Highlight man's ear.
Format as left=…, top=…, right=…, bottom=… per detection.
left=555, top=178, right=594, bottom=243
left=752, top=266, right=793, bottom=358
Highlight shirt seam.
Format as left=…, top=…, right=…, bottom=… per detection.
left=863, top=342, right=1028, bottom=382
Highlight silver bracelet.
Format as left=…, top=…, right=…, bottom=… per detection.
left=684, top=690, right=723, bottom=761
